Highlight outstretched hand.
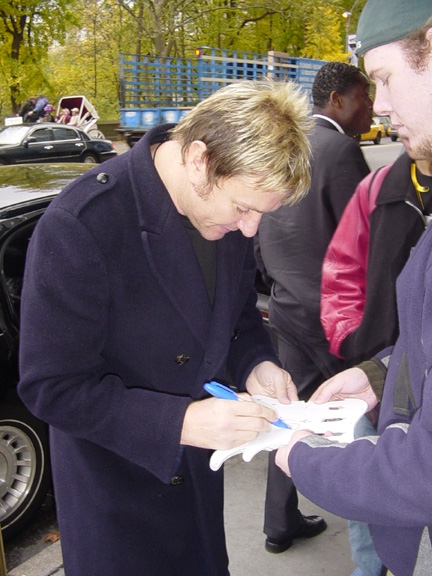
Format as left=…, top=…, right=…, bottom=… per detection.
left=310, top=367, right=378, bottom=411
left=275, top=430, right=315, bottom=476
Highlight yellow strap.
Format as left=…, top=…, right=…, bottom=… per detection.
left=411, top=162, right=430, bottom=211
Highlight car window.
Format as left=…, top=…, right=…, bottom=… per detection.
left=0, top=126, right=30, bottom=145
left=374, top=116, right=390, bottom=128
left=31, top=128, right=54, bottom=143
left=52, top=127, right=80, bottom=141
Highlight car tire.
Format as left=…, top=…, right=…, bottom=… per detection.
left=82, top=153, right=98, bottom=164
left=0, top=397, right=51, bottom=540
left=391, top=135, right=398, bottom=142
left=373, top=132, right=382, bottom=145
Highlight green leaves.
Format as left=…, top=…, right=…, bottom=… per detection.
left=0, top=0, right=365, bottom=119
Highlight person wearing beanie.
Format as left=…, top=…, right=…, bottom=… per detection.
left=275, top=2, right=432, bottom=576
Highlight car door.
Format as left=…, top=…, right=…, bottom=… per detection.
left=25, top=126, right=86, bottom=163
left=0, top=210, right=52, bottom=540
left=23, top=127, right=58, bottom=163
left=50, top=126, right=88, bottom=161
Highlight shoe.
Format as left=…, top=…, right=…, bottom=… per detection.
left=265, top=515, right=328, bottom=554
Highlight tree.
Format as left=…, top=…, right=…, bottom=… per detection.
left=2, top=0, right=354, bottom=119
left=0, top=0, right=76, bottom=113
left=303, top=4, right=346, bottom=61
left=47, top=0, right=132, bottom=119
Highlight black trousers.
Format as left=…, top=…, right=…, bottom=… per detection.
left=264, top=326, right=347, bottom=540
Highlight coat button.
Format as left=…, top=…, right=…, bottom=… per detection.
left=231, top=329, right=240, bottom=342
left=175, top=353, right=190, bottom=365
left=170, top=475, right=184, bottom=485
left=97, top=173, right=109, bottom=183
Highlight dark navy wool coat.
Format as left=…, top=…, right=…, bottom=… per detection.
left=18, top=125, right=277, bottom=575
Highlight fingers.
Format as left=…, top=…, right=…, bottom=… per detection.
left=232, top=398, right=277, bottom=432
left=309, top=381, right=340, bottom=403
left=309, top=371, right=352, bottom=403
left=280, top=376, right=299, bottom=403
left=181, top=397, right=277, bottom=450
left=267, top=370, right=298, bottom=403
left=275, top=430, right=314, bottom=476
left=310, top=367, right=375, bottom=404
left=246, top=361, right=299, bottom=403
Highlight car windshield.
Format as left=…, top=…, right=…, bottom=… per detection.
left=0, top=126, right=30, bottom=145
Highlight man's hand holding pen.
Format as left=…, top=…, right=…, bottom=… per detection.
left=180, top=361, right=297, bottom=450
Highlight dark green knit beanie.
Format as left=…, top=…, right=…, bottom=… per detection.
left=356, top=0, right=432, bottom=56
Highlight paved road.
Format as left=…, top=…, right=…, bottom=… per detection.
left=7, top=452, right=356, bottom=576
left=114, top=140, right=129, bottom=155
left=361, top=138, right=403, bottom=170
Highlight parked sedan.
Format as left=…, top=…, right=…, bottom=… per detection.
left=0, top=123, right=117, bottom=165
left=0, top=163, right=94, bottom=540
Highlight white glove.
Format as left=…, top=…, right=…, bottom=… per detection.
left=209, top=398, right=367, bottom=471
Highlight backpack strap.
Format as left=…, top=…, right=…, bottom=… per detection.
left=368, top=164, right=393, bottom=213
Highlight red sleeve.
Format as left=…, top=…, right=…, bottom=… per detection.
left=320, top=166, right=391, bottom=357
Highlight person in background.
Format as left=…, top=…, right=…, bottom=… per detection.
left=17, top=97, right=36, bottom=119
left=24, top=94, right=48, bottom=122
left=322, top=151, right=432, bottom=366
left=276, top=2, right=432, bottom=575
left=18, top=78, right=312, bottom=576
left=37, top=104, right=55, bottom=122
left=321, top=150, right=432, bottom=576
left=67, top=107, right=80, bottom=126
left=56, top=107, right=71, bottom=124
left=257, top=61, right=372, bottom=555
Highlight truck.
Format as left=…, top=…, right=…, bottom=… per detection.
left=118, top=46, right=325, bottom=148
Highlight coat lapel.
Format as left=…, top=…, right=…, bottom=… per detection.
left=128, top=129, right=249, bottom=374
left=141, top=212, right=213, bottom=346
left=128, top=135, right=213, bottom=345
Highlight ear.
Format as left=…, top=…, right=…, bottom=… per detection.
left=329, top=90, right=343, bottom=109
left=185, top=140, right=208, bottom=185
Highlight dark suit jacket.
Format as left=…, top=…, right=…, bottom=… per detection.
left=259, top=117, right=370, bottom=343
left=18, top=125, right=277, bottom=575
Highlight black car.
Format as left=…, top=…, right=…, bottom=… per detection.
left=0, top=123, right=117, bottom=165
left=0, top=163, right=94, bottom=540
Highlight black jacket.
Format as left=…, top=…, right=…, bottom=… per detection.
left=258, top=117, right=370, bottom=343
left=341, top=152, right=430, bottom=363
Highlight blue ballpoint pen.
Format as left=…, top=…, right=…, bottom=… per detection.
left=203, top=381, right=290, bottom=429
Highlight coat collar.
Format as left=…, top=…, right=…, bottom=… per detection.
left=128, top=124, right=176, bottom=235
left=125, top=125, right=249, bottom=355
left=375, top=152, right=416, bottom=206
left=312, top=114, right=345, bottom=133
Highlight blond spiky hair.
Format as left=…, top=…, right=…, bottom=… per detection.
left=170, top=78, right=313, bottom=205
